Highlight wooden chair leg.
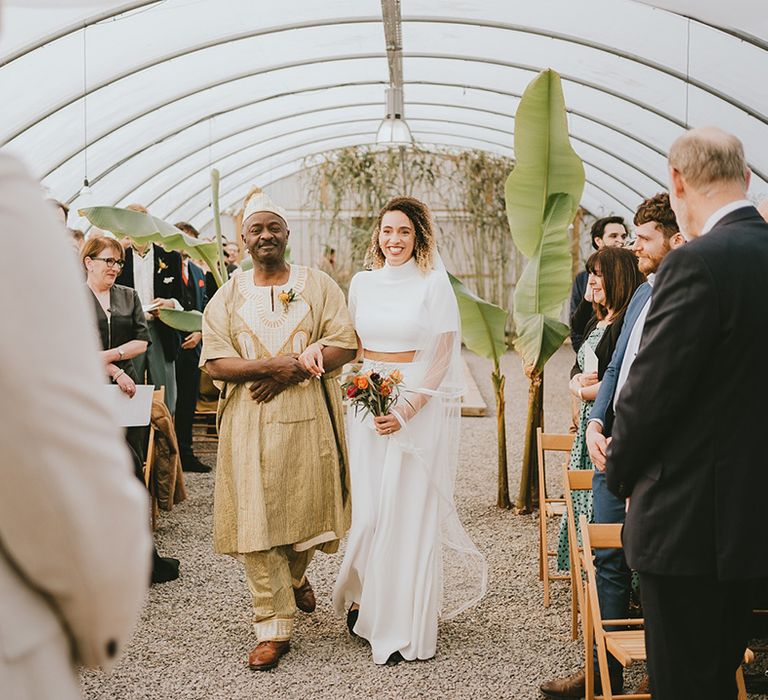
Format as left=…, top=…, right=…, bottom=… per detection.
left=736, top=665, right=747, bottom=700
left=585, top=597, right=595, bottom=700
left=542, top=512, right=551, bottom=607
left=570, top=566, right=579, bottom=640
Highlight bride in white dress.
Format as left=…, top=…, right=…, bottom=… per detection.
left=326, top=196, right=486, bottom=665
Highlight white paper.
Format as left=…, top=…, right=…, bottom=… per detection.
left=582, top=343, right=599, bottom=375
left=142, top=301, right=162, bottom=313
left=103, top=384, right=155, bottom=427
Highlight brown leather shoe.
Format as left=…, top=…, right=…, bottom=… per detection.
left=293, top=576, right=316, bottom=613
left=247, top=641, right=290, bottom=671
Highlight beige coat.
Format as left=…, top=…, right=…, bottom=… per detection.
left=0, top=154, right=151, bottom=699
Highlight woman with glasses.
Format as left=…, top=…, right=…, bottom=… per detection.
left=82, top=235, right=180, bottom=583
left=82, top=236, right=149, bottom=397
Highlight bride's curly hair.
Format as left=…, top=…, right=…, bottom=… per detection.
left=364, top=196, right=435, bottom=273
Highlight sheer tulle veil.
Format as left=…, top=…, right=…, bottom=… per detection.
left=390, top=249, right=488, bottom=619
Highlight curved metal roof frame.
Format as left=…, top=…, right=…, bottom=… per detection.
left=2, top=0, right=766, bottom=221
left=171, top=131, right=637, bottom=229
left=45, top=81, right=670, bottom=182
left=6, top=13, right=765, bottom=149
left=100, top=107, right=661, bottom=217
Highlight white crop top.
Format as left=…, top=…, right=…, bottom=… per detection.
left=348, top=258, right=457, bottom=352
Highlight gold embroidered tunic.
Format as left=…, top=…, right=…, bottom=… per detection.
left=200, top=266, right=357, bottom=555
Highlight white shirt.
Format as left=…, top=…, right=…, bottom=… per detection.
left=132, top=245, right=155, bottom=308
left=613, top=274, right=655, bottom=410
left=700, top=199, right=753, bottom=236
left=132, top=245, right=183, bottom=312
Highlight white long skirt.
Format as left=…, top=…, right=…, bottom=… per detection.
left=332, top=360, right=442, bottom=664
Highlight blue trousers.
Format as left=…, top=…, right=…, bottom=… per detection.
left=592, top=470, right=632, bottom=690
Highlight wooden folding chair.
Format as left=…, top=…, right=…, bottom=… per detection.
left=579, top=515, right=751, bottom=700
left=563, top=463, right=594, bottom=640
left=580, top=516, right=649, bottom=700
left=537, top=428, right=574, bottom=607
left=193, top=369, right=219, bottom=455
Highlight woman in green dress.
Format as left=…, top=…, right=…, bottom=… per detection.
left=557, top=247, right=644, bottom=571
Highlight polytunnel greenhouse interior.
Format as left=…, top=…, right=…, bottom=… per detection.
left=2, top=1, right=768, bottom=699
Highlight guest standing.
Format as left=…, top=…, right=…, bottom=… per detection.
left=330, top=197, right=486, bottom=665
left=118, top=203, right=185, bottom=415
left=172, top=221, right=210, bottom=473
left=606, top=127, right=768, bottom=700
left=0, top=152, right=150, bottom=699
left=555, top=247, right=643, bottom=574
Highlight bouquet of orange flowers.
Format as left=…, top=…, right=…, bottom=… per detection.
left=341, top=368, right=408, bottom=418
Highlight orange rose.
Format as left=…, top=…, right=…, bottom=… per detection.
left=380, top=385, right=391, bottom=397
left=354, top=375, right=369, bottom=390
left=278, top=292, right=290, bottom=304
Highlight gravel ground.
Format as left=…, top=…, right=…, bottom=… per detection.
left=79, top=346, right=762, bottom=699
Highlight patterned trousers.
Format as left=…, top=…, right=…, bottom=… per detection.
left=243, top=546, right=315, bottom=642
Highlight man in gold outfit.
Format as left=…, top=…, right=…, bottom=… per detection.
left=201, top=190, right=357, bottom=670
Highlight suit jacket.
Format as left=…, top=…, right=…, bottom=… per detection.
left=588, top=282, right=653, bottom=434
left=606, top=206, right=768, bottom=579
left=178, top=260, right=208, bottom=361
left=0, top=154, right=150, bottom=698
left=569, top=269, right=590, bottom=350
left=119, top=244, right=184, bottom=362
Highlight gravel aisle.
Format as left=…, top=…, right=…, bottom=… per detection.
left=80, top=346, right=597, bottom=699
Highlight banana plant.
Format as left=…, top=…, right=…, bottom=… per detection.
left=448, top=273, right=511, bottom=508
left=505, top=69, right=585, bottom=513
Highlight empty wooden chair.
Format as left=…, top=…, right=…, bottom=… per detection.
left=537, top=428, right=574, bottom=607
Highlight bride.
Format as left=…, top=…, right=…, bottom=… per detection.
left=304, top=196, right=486, bottom=665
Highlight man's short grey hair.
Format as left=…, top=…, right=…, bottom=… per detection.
left=668, top=127, right=748, bottom=192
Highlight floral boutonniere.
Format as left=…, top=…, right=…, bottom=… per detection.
left=278, top=288, right=296, bottom=312
left=163, top=276, right=174, bottom=284
left=157, top=259, right=168, bottom=273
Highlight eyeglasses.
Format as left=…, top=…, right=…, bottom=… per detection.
left=90, top=257, right=125, bottom=269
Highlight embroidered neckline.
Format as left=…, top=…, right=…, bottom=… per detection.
left=235, top=265, right=308, bottom=331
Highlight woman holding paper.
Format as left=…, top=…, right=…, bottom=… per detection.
left=556, top=246, right=643, bottom=571
left=82, top=236, right=149, bottom=397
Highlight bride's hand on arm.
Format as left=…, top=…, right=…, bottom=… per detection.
left=298, top=343, right=324, bottom=377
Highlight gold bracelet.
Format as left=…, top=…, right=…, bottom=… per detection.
left=113, top=369, right=125, bottom=381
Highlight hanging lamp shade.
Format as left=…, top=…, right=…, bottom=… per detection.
left=376, top=86, right=413, bottom=145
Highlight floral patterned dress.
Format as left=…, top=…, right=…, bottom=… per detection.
left=556, top=325, right=606, bottom=572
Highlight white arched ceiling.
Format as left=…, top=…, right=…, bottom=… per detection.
left=1, top=0, right=765, bottom=230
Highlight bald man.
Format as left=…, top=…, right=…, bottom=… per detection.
left=606, top=127, right=768, bottom=700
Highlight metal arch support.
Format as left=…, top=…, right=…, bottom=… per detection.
left=45, top=79, right=668, bottom=185
left=95, top=107, right=662, bottom=212
left=7, top=34, right=765, bottom=149
left=172, top=133, right=638, bottom=225
left=402, top=16, right=767, bottom=124
left=32, top=52, right=768, bottom=189
left=6, top=11, right=766, bottom=141
left=131, top=117, right=655, bottom=221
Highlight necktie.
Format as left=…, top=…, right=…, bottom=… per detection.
left=181, top=261, right=188, bottom=286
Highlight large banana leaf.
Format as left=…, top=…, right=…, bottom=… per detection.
left=79, top=206, right=224, bottom=288
left=506, top=69, right=585, bottom=372
left=157, top=308, right=202, bottom=333
left=448, top=273, right=508, bottom=364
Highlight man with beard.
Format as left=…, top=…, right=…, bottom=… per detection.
left=200, top=189, right=357, bottom=671
left=606, top=127, right=768, bottom=699
left=540, top=193, right=684, bottom=698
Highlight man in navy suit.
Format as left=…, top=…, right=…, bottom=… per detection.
left=606, top=127, right=768, bottom=699
left=540, top=194, right=684, bottom=698
left=173, top=222, right=210, bottom=473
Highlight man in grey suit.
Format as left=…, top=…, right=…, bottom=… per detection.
left=606, top=127, right=768, bottom=699
left=0, top=153, right=151, bottom=698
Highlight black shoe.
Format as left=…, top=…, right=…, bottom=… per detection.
left=346, top=606, right=359, bottom=637
left=151, top=549, right=180, bottom=584
left=386, top=651, right=404, bottom=666
left=182, top=455, right=211, bottom=473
